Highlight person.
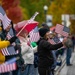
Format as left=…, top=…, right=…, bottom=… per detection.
left=64, top=34, right=73, bottom=66
left=0, top=21, right=24, bottom=75
left=0, top=21, right=17, bottom=65
left=0, top=36, right=17, bottom=49
left=0, top=20, right=17, bottom=49
left=37, top=28, right=66, bottom=75
left=31, top=42, right=39, bottom=75
left=18, top=28, right=38, bottom=75
left=41, top=23, right=50, bottom=30
left=0, top=18, right=18, bottom=75
left=71, top=35, right=75, bottom=51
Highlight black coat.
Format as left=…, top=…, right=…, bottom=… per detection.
left=37, top=38, right=63, bottom=68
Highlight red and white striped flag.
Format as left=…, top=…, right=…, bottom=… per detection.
left=29, top=26, right=40, bottom=43
left=6, top=32, right=12, bottom=40
left=1, top=46, right=19, bottom=56
left=2, top=14, right=11, bottom=30
left=0, top=6, right=5, bottom=21
left=0, top=62, right=17, bottom=73
left=0, top=58, right=17, bottom=73
left=0, top=13, right=3, bottom=21
left=55, top=24, right=70, bottom=37
left=48, top=36, right=60, bottom=44
left=0, top=6, right=11, bottom=30
left=1, top=29, right=19, bottom=56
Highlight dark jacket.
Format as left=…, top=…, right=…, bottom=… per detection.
left=64, top=37, right=73, bottom=48
left=37, top=38, right=63, bottom=68
left=3, top=28, right=24, bottom=68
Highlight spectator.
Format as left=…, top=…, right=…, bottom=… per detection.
left=64, top=34, right=73, bottom=66
left=18, top=28, right=38, bottom=75
left=37, top=28, right=66, bottom=75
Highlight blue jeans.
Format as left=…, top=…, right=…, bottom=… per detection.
left=50, top=51, right=57, bottom=75
left=12, top=68, right=20, bottom=75
left=66, top=47, right=72, bottom=65
left=18, top=64, right=38, bottom=75
left=0, top=72, right=10, bottom=75
left=51, top=51, right=57, bottom=69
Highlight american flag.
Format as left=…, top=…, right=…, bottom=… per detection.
left=1, top=28, right=19, bottom=56
left=0, top=6, right=5, bottom=15
left=0, top=13, right=3, bottom=21
left=55, top=24, right=70, bottom=37
left=6, top=32, right=12, bottom=40
left=6, top=28, right=14, bottom=40
left=29, top=26, right=40, bottom=43
left=48, top=36, right=60, bottom=44
left=0, top=6, right=5, bottom=21
left=1, top=46, right=18, bottom=56
left=0, top=58, right=17, bottom=73
left=0, top=6, right=11, bottom=30
left=2, top=14, right=11, bottom=30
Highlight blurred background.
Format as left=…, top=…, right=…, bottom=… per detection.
left=0, top=0, right=75, bottom=34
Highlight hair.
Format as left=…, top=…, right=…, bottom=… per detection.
left=42, top=23, right=50, bottom=30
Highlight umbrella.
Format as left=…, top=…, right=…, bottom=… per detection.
left=15, top=20, right=39, bottom=33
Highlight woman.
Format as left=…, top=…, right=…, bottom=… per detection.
left=0, top=21, right=24, bottom=75
left=37, top=28, right=66, bottom=75
left=18, top=29, right=37, bottom=75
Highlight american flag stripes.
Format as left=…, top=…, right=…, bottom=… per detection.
left=2, top=14, right=11, bottom=30
left=55, top=24, right=70, bottom=37
left=0, top=6, right=5, bottom=15
left=0, top=6, right=17, bottom=73
left=0, top=6, right=11, bottom=30
left=29, top=26, right=40, bottom=43
left=48, top=36, right=60, bottom=44
left=0, top=58, right=17, bottom=73
left=6, top=28, right=14, bottom=40
left=1, top=28, right=18, bottom=56
left=0, top=13, right=3, bottom=21
left=1, top=46, right=18, bottom=56
left=6, top=32, right=12, bottom=40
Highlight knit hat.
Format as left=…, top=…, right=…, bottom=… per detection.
left=39, top=28, right=49, bottom=37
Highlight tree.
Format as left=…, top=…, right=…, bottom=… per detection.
left=7, top=6, right=23, bottom=23
left=62, top=0, right=75, bottom=34
left=48, top=0, right=75, bottom=34
left=1, top=0, right=23, bottom=23
left=20, top=0, right=50, bottom=26
left=48, top=0, right=65, bottom=25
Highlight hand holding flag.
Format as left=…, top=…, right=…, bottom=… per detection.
left=55, top=24, right=70, bottom=37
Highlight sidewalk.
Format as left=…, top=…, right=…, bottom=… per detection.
left=58, top=51, right=75, bottom=75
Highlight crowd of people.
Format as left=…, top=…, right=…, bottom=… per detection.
left=0, top=6, right=75, bottom=75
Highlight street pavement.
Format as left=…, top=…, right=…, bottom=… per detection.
left=56, top=51, right=75, bottom=75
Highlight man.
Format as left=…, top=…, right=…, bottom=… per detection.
left=64, top=34, right=73, bottom=66
left=37, top=28, right=67, bottom=75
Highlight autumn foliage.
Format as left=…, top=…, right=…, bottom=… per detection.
left=1, top=0, right=23, bottom=23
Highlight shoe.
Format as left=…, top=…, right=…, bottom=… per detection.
left=67, top=64, right=73, bottom=66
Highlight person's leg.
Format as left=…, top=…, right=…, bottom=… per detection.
left=32, top=66, right=39, bottom=75
left=27, top=64, right=38, bottom=75
left=38, top=67, right=50, bottom=75
left=1, top=72, right=10, bottom=75
left=66, top=48, right=72, bottom=65
left=12, top=69, right=20, bottom=75
left=22, top=64, right=30, bottom=75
